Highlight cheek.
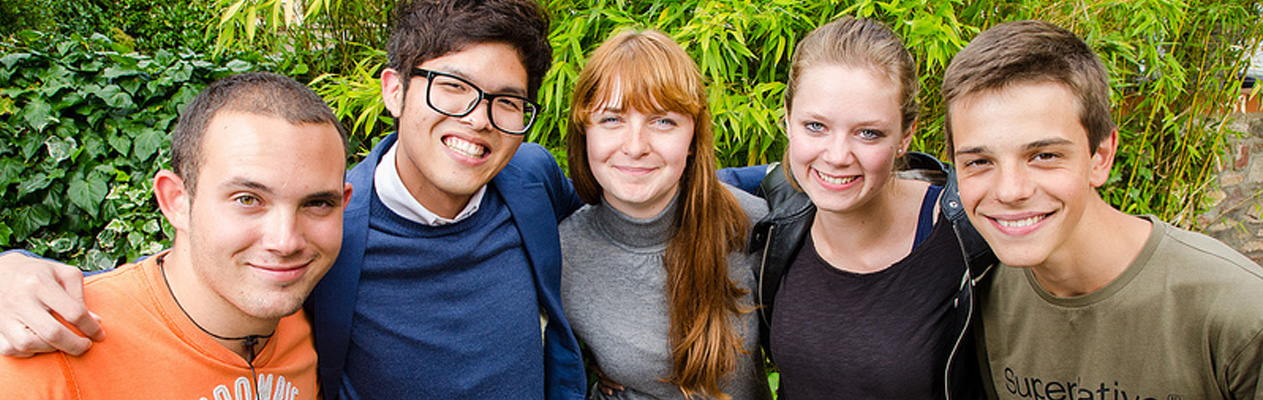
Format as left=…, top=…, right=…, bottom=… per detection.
left=663, top=135, right=693, bottom=175
left=585, top=132, right=618, bottom=164
left=785, top=133, right=818, bottom=169
left=955, top=176, right=987, bottom=211
left=307, top=216, right=346, bottom=250
left=194, top=211, right=256, bottom=254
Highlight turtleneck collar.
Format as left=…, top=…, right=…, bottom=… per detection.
left=592, top=191, right=681, bottom=251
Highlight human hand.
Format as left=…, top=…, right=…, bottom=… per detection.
left=593, top=366, right=626, bottom=396
left=0, top=252, right=104, bottom=357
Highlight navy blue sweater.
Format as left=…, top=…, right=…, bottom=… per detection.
left=339, top=189, right=545, bottom=399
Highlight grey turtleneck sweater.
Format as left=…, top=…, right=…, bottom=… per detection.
left=559, top=185, right=772, bottom=400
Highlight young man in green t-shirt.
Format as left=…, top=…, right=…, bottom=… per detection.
left=943, top=20, right=1263, bottom=400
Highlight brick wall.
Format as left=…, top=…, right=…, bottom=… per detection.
left=1200, top=108, right=1263, bottom=264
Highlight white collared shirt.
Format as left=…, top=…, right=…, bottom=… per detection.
left=373, top=143, right=486, bottom=226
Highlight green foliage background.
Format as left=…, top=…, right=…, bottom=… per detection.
left=0, top=32, right=265, bottom=270
left=221, top=0, right=1262, bottom=223
left=2, top=0, right=1261, bottom=269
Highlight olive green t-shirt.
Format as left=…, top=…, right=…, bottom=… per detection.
left=978, top=217, right=1263, bottom=400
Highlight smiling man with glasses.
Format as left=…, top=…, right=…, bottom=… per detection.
left=0, top=0, right=588, bottom=399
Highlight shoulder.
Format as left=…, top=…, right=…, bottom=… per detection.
left=1152, top=219, right=1263, bottom=282
left=506, top=142, right=560, bottom=172
left=83, top=260, right=153, bottom=314
left=0, top=351, right=72, bottom=397
left=1147, top=219, right=1263, bottom=352
left=559, top=204, right=598, bottom=238
left=725, top=183, right=769, bottom=224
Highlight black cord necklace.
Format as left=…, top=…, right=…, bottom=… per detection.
left=158, top=256, right=275, bottom=395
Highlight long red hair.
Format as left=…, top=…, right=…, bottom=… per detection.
left=567, top=29, right=752, bottom=399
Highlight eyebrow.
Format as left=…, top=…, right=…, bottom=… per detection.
left=955, top=137, right=1077, bottom=157
left=303, top=190, right=346, bottom=205
left=223, top=179, right=272, bottom=195
left=1023, top=138, right=1075, bottom=150
left=800, top=111, right=891, bottom=127
left=434, top=66, right=527, bottom=97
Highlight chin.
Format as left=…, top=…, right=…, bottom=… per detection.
left=991, top=248, right=1049, bottom=268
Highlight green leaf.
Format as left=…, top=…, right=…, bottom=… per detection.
left=0, top=53, right=31, bottom=69
left=45, top=136, right=78, bottom=164
left=68, top=177, right=109, bottom=217
left=48, top=237, right=74, bottom=253
left=16, top=173, right=54, bottom=197
left=102, top=66, right=141, bottom=80
left=95, top=85, right=135, bottom=109
left=108, top=133, right=131, bottom=156
left=226, top=59, right=252, bottom=72
left=133, top=128, right=164, bottom=161
left=22, top=98, right=56, bottom=131
left=0, top=158, right=22, bottom=186
left=12, top=205, right=53, bottom=241
left=0, top=222, right=10, bottom=247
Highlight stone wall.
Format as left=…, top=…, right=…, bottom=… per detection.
left=1201, top=112, right=1263, bottom=264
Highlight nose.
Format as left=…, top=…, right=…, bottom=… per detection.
left=621, top=122, right=650, bottom=157
left=820, top=134, right=855, bottom=166
left=261, top=209, right=306, bottom=256
left=993, top=161, right=1036, bottom=204
left=459, top=98, right=493, bottom=131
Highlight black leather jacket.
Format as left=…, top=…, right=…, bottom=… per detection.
left=749, top=152, right=996, bottom=400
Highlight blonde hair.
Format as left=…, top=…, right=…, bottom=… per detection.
left=567, top=29, right=751, bottom=400
left=781, top=17, right=919, bottom=189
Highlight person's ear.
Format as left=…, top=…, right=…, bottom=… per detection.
left=153, top=170, right=191, bottom=233
left=1089, top=129, right=1119, bottom=188
left=381, top=68, right=405, bottom=118
left=899, top=120, right=918, bottom=155
left=341, top=182, right=354, bottom=212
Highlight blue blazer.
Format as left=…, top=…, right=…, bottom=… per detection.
left=307, top=133, right=587, bottom=400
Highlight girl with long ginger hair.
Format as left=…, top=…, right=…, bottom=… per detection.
left=559, top=29, right=772, bottom=400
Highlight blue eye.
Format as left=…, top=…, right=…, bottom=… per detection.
left=804, top=121, right=825, bottom=132
left=858, top=129, right=885, bottom=140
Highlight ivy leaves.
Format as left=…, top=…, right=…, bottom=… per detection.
left=0, top=31, right=261, bottom=270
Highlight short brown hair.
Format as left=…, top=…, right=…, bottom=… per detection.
left=387, top=0, right=552, bottom=101
left=171, top=72, right=347, bottom=194
left=942, top=20, right=1115, bottom=154
left=781, top=16, right=919, bottom=188
left=566, top=29, right=752, bottom=399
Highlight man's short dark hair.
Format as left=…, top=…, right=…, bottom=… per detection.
left=386, top=0, right=552, bottom=101
left=171, top=71, right=347, bottom=194
left=942, top=20, right=1115, bottom=155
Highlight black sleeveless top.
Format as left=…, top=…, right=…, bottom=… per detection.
left=769, top=185, right=963, bottom=400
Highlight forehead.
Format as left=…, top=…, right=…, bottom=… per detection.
left=417, top=42, right=528, bottom=92
left=793, top=64, right=900, bottom=113
left=197, top=112, right=345, bottom=187
left=950, top=82, right=1088, bottom=149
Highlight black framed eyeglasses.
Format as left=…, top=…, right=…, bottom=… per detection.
left=411, top=68, right=540, bottom=135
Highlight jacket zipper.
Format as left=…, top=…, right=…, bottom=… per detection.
left=943, top=223, right=976, bottom=400
left=757, top=224, right=774, bottom=328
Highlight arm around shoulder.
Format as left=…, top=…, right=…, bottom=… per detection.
left=0, top=250, right=103, bottom=357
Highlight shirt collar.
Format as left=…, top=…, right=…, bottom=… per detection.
left=374, top=142, right=485, bottom=226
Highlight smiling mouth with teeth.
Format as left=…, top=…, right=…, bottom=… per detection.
left=995, top=214, right=1047, bottom=228
left=443, top=136, right=487, bottom=158
left=815, top=169, right=859, bottom=185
